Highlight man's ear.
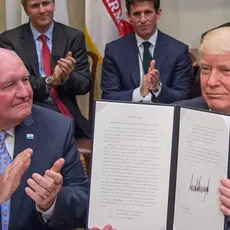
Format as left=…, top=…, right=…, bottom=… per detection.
left=126, top=12, right=132, bottom=25
left=156, top=8, right=162, bottom=21
left=23, top=6, right=29, bottom=16
left=53, top=0, right=56, bottom=11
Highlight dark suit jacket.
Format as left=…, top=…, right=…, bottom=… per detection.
left=0, top=105, right=89, bottom=230
left=0, top=22, right=92, bottom=139
left=101, top=30, right=192, bottom=103
left=176, top=96, right=209, bottom=110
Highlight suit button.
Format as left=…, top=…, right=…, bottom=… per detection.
left=54, top=220, right=65, bottom=225
left=59, top=220, right=64, bottom=225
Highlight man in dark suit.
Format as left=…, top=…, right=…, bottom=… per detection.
left=92, top=27, right=230, bottom=230
left=0, top=48, right=88, bottom=230
left=101, top=0, right=192, bottom=103
left=0, top=0, right=91, bottom=139
left=178, top=26, right=230, bottom=229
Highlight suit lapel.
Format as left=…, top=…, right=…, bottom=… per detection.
left=203, top=100, right=209, bottom=110
left=129, top=33, right=141, bottom=87
left=153, top=30, right=169, bottom=71
left=9, top=114, right=37, bottom=228
left=20, top=23, right=40, bottom=77
left=51, top=22, right=66, bottom=71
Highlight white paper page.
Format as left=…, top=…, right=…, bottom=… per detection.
left=174, top=108, right=229, bottom=230
left=88, top=101, right=175, bottom=230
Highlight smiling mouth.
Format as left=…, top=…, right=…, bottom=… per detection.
left=13, top=102, right=30, bottom=107
left=39, top=15, right=49, bottom=19
left=207, top=94, right=224, bottom=98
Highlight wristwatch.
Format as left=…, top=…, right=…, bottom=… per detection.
left=45, top=76, right=54, bottom=85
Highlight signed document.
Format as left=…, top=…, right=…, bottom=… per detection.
left=174, top=108, right=229, bottom=230
left=88, top=101, right=230, bottom=230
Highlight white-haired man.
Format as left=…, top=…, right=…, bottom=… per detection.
left=0, top=48, right=88, bottom=230
left=90, top=26, right=230, bottom=230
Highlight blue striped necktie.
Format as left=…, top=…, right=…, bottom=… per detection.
left=0, top=131, right=12, bottom=230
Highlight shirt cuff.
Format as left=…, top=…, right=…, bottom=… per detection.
left=132, top=87, right=152, bottom=103
left=36, top=198, right=57, bottom=222
left=151, top=82, right=162, bottom=98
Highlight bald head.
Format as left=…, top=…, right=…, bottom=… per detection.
left=0, top=48, right=32, bottom=130
left=200, top=27, right=230, bottom=56
left=0, top=48, right=26, bottom=73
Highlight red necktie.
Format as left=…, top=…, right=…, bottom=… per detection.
left=40, top=34, right=72, bottom=117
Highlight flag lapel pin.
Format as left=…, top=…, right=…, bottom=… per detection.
left=26, top=134, right=34, bottom=140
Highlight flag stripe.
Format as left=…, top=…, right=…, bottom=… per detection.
left=85, top=0, right=133, bottom=61
left=85, top=0, right=120, bottom=59
left=84, top=26, right=103, bottom=64
left=102, top=0, right=122, bottom=32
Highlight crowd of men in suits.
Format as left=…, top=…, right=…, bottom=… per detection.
left=1, top=0, right=230, bottom=230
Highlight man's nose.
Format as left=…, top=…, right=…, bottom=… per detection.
left=140, top=13, right=147, bottom=23
left=16, top=83, right=30, bottom=98
left=206, top=70, right=220, bottom=87
left=39, top=4, right=46, bottom=13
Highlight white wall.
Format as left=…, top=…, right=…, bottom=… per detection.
left=158, top=0, right=230, bottom=48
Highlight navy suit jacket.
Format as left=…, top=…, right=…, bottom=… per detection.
left=176, top=96, right=209, bottom=110
left=0, top=105, right=88, bottom=230
left=101, top=30, right=192, bottom=103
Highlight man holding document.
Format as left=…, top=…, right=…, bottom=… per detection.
left=88, top=26, right=230, bottom=230
left=178, top=26, right=230, bottom=229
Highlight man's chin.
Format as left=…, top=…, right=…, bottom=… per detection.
left=207, top=100, right=230, bottom=114
left=16, top=106, right=32, bottom=118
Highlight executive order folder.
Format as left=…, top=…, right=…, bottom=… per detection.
left=88, top=100, right=230, bottom=230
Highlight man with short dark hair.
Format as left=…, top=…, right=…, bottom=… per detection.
left=0, top=0, right=92, bottom=139
left=101, top=0, right=192, bottom=103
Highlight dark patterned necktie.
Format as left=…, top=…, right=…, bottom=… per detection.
left=142, top=41, right=152, bottom=74
left=0, top=131, right=12, bottom=230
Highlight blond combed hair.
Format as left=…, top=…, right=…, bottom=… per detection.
left=21, top=0, right=27, bottom=10
left=21, top=0, right=55, bottom=11
left=199, top=27, right=230, bottom=57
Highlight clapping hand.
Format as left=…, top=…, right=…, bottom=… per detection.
left=0, top=148, right=32, bottom=204
left=25, top=158, right=65, bottom=211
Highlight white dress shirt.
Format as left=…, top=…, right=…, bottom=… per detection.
left=4, top=128, right=55, bottom=222
left=132, top=30, right=162, bottom=103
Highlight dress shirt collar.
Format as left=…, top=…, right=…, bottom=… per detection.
left=0, top=127, right=15, bottom=137
left=30, top=22, right=54, bottom=41
left=135, top=29, right=158, bottom=48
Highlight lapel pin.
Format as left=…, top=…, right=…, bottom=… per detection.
left=26, top=134, right=34, bottom=140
